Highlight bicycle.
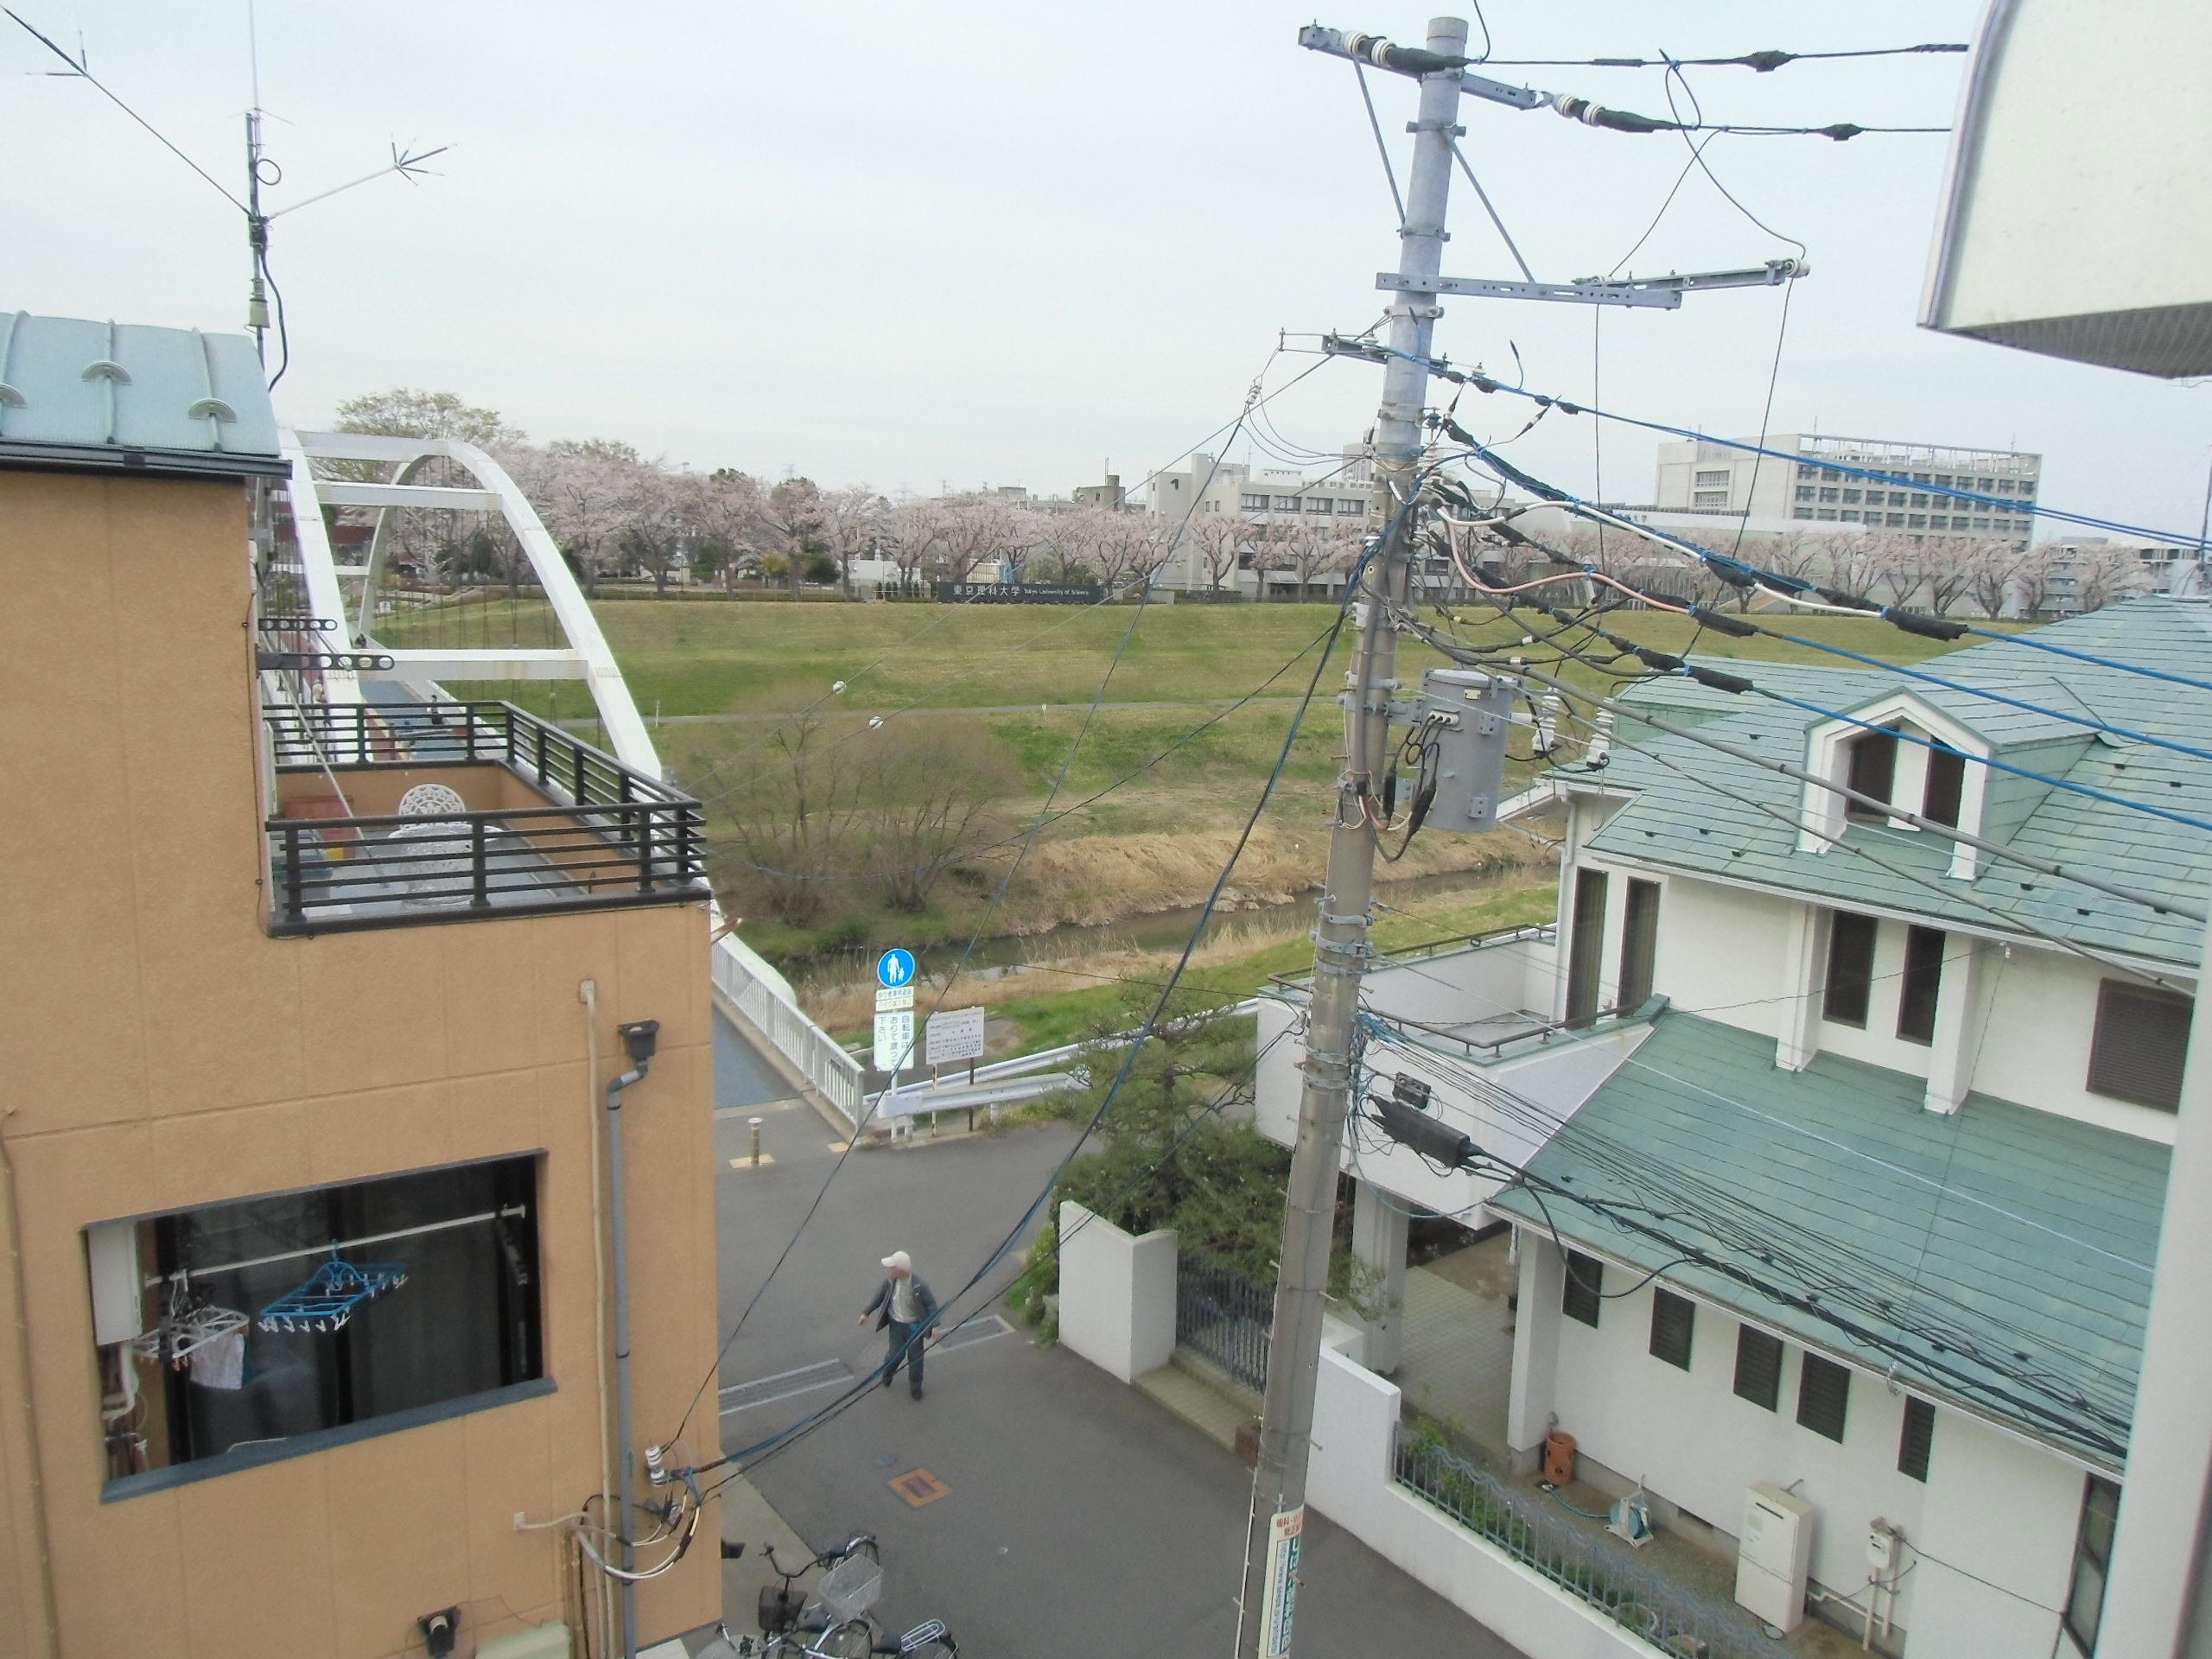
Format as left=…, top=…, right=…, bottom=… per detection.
left=754, top=1533, right=880, bottom=1637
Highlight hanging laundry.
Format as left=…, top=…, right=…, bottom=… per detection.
left=189, top=1328, right=246, bottom=1390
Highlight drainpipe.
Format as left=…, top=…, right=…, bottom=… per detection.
left=0, top=1113, right=61, bottom=1659
left=605, top=1020, right=659, bottom=1659
left=580, top=983, right=617, bottom=1659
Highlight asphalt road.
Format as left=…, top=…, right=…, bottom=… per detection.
left=708, top=1011, right=1525, bottom=1658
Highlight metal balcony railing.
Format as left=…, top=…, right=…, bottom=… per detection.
left=264, top=699, right=705, bottom=934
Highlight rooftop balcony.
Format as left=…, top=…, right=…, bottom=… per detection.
left=263, top=698, right=707, bottom=935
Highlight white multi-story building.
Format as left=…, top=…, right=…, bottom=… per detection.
left=1652, top=433, right=2042, bottom=543
left=1245, top=596, right=2205, bottom=1656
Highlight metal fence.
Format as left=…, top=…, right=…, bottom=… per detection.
left=1394, top=1432, right=1780, bottom=1659
left=709, top=934, right=866, bottom=1131
left=1175, top=1256, right=1272, bottom=1395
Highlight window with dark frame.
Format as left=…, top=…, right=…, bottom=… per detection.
left=1796, top=1352, right=1851, bottom=1441
left=1566, top=869, right=1610, bottom=1028
left=1844, top=727, right=1899, bottom=818
left=1618, top=879, right=1662, bottom=1012
left=1733, top=1326, right=1783, bottom=1410
left=1561, top=1250, right=1604, bottom=1326
left=1898, top=1396, right=1936, bottom=1481
left=1824, top=912, right=1878, bottom=1027
left=1897, top=926, right=1947, bottom=1045
left=2087, top=980, right=2195, bottom=1111
left=86, top=1155, right=543, bottom=1485
left=1649, top=1288, right=1694, bottom=1370
left=2063, top=1475, right=2121, bottom=1653
left=1923, top=745, right=1967, bottom=828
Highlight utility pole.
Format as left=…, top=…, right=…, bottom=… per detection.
left=1234, top=18, right=1463, bottom=1657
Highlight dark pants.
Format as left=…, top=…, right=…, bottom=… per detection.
left=882, top=1321, right=925, bottom=1396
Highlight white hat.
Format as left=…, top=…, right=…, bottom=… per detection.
left=881, top=1250, right=912, bottom=1273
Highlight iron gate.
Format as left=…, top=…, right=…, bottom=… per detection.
left=1175, top=1256, right=1271, bottom=1393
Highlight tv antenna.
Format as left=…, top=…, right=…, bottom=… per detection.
left=5, top=3, right=449, bottom=388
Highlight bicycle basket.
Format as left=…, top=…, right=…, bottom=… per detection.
left=814, top=1552, right=883, bottom=1624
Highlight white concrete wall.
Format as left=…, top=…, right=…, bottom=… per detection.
left=1641, top=869, right=1798, bottom=1040
left=1254, top=995, right=1649, bottom=1221
left=1305, top=1347, right=1661, bottom=1659
left=1972, top=941, right=2183, bottom=1144
left=1357, top=933, right=1557, bottom=1031
left=1056, top=1201, right=1177, bottom=1384
left=1906, top=1408, right=2083, bottom=1657
left=1545, top=1263, right=1932, bottom=1632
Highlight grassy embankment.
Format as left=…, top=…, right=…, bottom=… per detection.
left=394, top=596, right=2014, bottom=1039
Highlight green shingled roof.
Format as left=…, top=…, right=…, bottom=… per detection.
left=0, top=309, right=285, bottom=478
left=1487, top=1011, right=2166, bottom=1469
left=1578, top=597, right=2212, bottom=967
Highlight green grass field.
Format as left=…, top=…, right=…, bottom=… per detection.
left=400, top=595, right=2014, bottom=723
left=386, top=594, right=2026, bottom=966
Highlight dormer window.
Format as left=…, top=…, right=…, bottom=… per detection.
left=1801, top=696, right=1992, bottom=878
left=1844, top=727, right=1899, bottom=818
left=1923, top=745, right=1967, bottom=828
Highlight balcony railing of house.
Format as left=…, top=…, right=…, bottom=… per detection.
left=1395, top=1428, right=1779, bottom=1659
left=264, top=698, right=707, bottom=935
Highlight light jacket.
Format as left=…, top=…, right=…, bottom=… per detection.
left=861, top=1274, right=938, bottom=1332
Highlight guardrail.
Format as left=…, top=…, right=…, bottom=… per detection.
left=1395, top=1430, right=1774, bottom=1659
left=266, top=697, right=668, bottom=813
left=268, top=799, right=704, bottom=934
left=710, top=934, right=866, bottom=1130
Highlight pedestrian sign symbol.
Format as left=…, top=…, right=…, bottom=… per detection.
left=877, top=948, right=917, bottom=989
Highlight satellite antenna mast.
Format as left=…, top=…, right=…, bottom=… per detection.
left=4, top=3, right=449, bottom=386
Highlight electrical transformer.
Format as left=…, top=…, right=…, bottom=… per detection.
left=1415, top=668, right=1514, bottom=834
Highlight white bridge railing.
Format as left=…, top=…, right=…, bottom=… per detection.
left=710, top=933, right=866, bottom=1130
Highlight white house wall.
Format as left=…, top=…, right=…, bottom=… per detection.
left=1970, top=942, right=2183, bottom=1146
left=1640, top=870, right=1796, bottom=1039
left=1906, top=1407, right=2087, bottom=1658
left=1546, top=1251, right=1914, bottom=1630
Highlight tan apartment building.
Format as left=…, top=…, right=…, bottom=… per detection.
left=0, top=313, right=720, bottom=1656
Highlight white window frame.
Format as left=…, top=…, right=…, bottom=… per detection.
left=1800, top=692, right=1990, bottom=878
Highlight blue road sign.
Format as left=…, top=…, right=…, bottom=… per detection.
left=876, top=948, right=917, bottom=989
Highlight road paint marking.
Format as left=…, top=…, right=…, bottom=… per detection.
left=718, top=1317, right=1011, bottom=1417
left=719, top=1357, right=851, bottom=1414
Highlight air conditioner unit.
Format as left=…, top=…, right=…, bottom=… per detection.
left=1735, top=1484, right=1813, bottom=1631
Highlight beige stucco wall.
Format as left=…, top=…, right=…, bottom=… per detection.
left=0, top=469, right=720, bottom=1656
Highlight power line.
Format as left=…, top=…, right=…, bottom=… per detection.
left=1425, top=361, right=2193, bottom=547
left=668, top=417, right=1279, bottom=1446
left=1433, top=480, right=2212, bottom=841
left=1391, top=601, right=2208, bottom=928
left=708, top=619, right=1340, bottom=887
left=1480, top=44, right=1970, bottom=71
left=690, top=537, right=1383, bottom=1492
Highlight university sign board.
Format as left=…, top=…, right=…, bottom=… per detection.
left=935, top=582, right=1103, bottom=605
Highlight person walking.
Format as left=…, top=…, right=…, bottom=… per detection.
left=858, top=1249, right=938, bottom=1400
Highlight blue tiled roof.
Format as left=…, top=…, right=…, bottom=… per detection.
left=0, top=309, right=284, bottom=478
left=1487, top=1011, right=2165, bottom=1469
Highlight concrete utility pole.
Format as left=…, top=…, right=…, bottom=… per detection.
left=1234, top=19, right=1463, bottom=1657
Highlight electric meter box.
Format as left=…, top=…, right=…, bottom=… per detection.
left=1735, top=1483, right=1813, bottom=1631
left=1416, top=668, right=1514, bottom=834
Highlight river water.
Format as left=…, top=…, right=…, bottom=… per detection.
left=784, top=866, right=1532, bottom=992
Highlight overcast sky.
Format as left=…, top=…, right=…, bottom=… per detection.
left=6, top=2, right=2205, bottom=535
